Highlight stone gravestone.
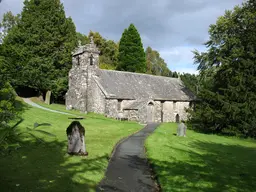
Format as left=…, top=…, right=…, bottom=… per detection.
left=66, top=121, right=88, bottom=156
left=177, top=120, right=187, bottom=137
left=45, top=90, right=51, bottom=105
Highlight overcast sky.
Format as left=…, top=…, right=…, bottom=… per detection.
left=0, top=0, right=245, bottom=74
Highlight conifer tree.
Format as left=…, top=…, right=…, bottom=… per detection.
left=189, top=0, right=256, bottom=137
left=2, top=0, right=77, bottom=101
left=117, top=24, right=146, bottom=73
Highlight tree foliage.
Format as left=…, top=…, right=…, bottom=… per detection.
left=2, top=0, right=77, bottom=101
left=88, top=31, right=119, bottom=69
left=0, top=11, right=20, bottom=43
left=145, top=46, right=170, bottom=76
left=188, top=0, right=256, bottom=137
left=180, top=73, right=199, bottom=95
left=0, top=51, right=25, bottom=151
left=0, top=63, right=19, bottom=125
left=76, top=32, right=89, bottom=46
left=117, top=24, right=146, bottom=73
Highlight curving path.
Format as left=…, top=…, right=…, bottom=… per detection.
left=97, top=123, right=160, bottom=192
left=22, top=98, right=77, bottom=116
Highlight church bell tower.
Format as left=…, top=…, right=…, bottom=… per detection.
left=65, top=36, right=100, bottom=112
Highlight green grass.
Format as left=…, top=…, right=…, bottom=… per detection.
left=145, top=123, right=256, bottom=192
left=30, top=97, right=86, bottom=117
left=0, top=99, right=143, bottom=192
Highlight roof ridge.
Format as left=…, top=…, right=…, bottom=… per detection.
left=99, top=69, right=180, bottom=81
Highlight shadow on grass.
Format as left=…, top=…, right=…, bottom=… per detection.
left=15, top=97, right=31, bottom=113
left=0, top=138, right=109, bottom=192
left=148, top=141, right=256, bottom=192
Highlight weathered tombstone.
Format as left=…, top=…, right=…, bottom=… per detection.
left=177, top=120, right=187, bottom=137
left=39, top=94, right=44, bottom=102
left=45, top=90, right=51, bottom=105
left=66, top=121, right=88, bottom=156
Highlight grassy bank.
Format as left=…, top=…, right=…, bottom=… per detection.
left=145, top=123, right=256, bottom=192
left=0, top=99, right=143, bottom=192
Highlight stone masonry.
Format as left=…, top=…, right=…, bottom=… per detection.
left=66, top=38, right=196, bottom=123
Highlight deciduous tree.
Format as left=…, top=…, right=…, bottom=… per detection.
left=145, top=46, right=170, bottom=76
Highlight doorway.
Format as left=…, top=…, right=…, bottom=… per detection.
left=175, top=114, right=180, bottom=123
left=147, top=102, right=154, bottom=123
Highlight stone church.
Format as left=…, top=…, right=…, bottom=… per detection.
left=65, top=37, right=196, bottom=123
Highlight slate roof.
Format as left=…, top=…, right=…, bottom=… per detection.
left=93, top=69, right=196, bottom=101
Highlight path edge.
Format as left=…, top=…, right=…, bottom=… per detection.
left=97, top=124, right=148, bottom=187
left=143, top=123, right=162, bottom=192
left=98, top=123, right=162, bottom=191
left=106, top=123, right=146, bottom=162
left=144, top=144, right=162, bottom=192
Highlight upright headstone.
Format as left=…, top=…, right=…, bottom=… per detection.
left=66, top=121, right=88, bottom=156
left=177, top=121, right=187, bottom=137
left=39, top=94, right=44, bottom=102
left=45, top=90, right=51, bottom=105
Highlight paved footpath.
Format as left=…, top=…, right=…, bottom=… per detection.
left=97, top=123, right=160, bottom=192
left=22, top=98, right=77, bottom=116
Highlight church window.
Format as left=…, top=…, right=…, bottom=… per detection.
left=76, top=55, right=80, bottom=65
left=89, top=54, right=94, bottom=65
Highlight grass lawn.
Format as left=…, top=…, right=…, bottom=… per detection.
left=0, top=99, right=143, bottom=192
left=30, top=97, right=86, bottom=117
left=145, top=123, right=256, bottom=192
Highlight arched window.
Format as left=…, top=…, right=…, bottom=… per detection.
left=89, top=54, right=93, bottom=65
left=148, top=102, right=154, bottom=106
left=76, top=55, right=80, bottom=65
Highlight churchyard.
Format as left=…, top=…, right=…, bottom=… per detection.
left=1, top=0, right=256, bottom=191
left=0, top=98, right=254, bottom=192
left=145, top=123, right=256, bottom=192
left=0, top=98, right=142, bottom=192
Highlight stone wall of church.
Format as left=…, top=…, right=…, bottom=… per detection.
left=137, top=101, right=162, bottom=124
left=138, top=105, right=147, bottom=124
left=162, top=101, right=173, bottom=122
left=105, top=99, right=118, bottom=118
left=176, top=101, right=190, bottom=121
left=87, top=79, right=106, bottom=114
left=122, top=100, right=135, bottom=110
left=123, top=109, right=139, bottom=121
left=154, top=101, right=162, bottom=123
left=65, top=55, right=88, bottom=113
left=162, top=101, right=190, bottom=122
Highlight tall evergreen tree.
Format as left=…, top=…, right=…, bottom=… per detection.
left=180, top=73, right=199, bottom=94
left=117, top=24, right=146, bottom=73
left=188, top=0, right=256, bottom=137
left=2, top=0, right=77, bottom=101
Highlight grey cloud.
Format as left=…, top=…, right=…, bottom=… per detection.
left=62, top=0, right=244, bottom=50
left=0, top=0, right=245, bottom=65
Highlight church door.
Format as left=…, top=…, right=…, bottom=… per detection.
left=147, top=102, right=154, bottom=123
